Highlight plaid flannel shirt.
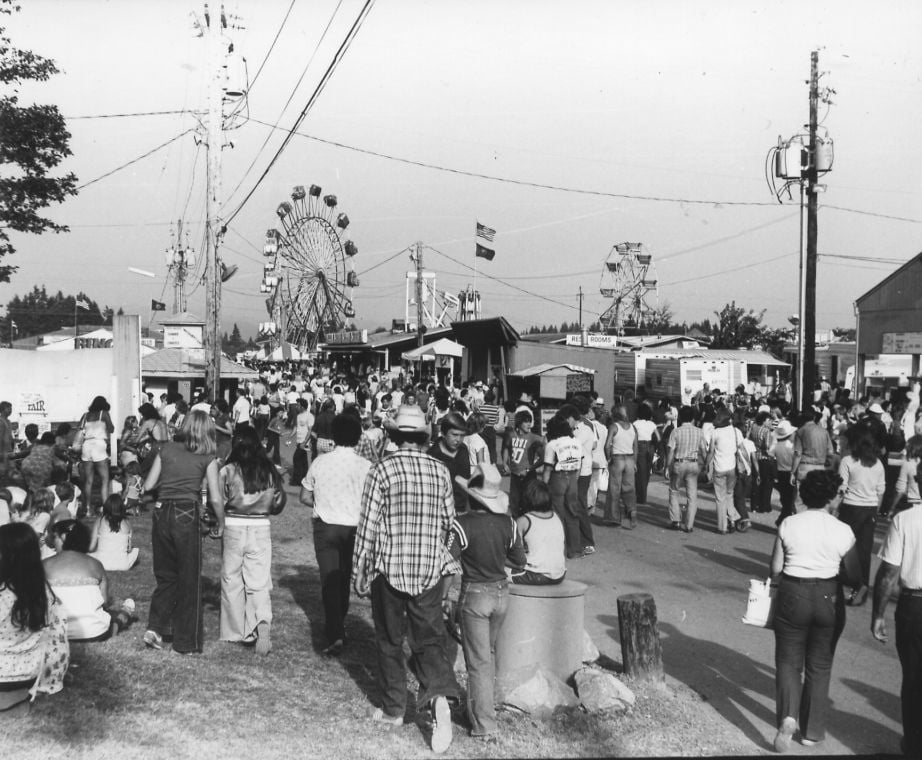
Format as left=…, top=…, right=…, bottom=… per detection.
left=353, top=448, right=461, bottom=595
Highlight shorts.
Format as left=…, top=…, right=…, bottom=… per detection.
left=81, top=438, right=108, bottom=463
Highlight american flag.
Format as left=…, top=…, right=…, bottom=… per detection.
left=76, top=297, right=91, bottom=310
left=476, top=222, right=496, bottom=243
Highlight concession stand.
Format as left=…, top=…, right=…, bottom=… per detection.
left=506, top=363, right=595, bottom=435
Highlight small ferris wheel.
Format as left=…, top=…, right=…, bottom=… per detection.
left=599, top=242, right=658, bottom=334
left=260, top=184, right=359, bottom=351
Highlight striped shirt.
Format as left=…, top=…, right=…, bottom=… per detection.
left=668, top=423, right=705, bottom=461
left=353, top=449, right=461, bottom=596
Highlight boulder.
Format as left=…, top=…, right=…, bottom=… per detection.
left=575, top=667, right=636, bottom=713
left=502, top=668, right=579, bottom=718
left=582, top=629, right=600, bottom=663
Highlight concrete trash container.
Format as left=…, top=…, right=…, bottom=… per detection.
left=494, top=580, right=588, bottom=698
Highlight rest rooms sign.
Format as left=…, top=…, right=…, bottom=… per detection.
left=325, top=329, right=368, bottom=345
left=882, top=333, right=922, bottom=354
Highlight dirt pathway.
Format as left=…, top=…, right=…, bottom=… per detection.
left=563, top=476, right=904, bottom=756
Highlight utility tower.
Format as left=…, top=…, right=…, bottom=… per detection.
left=194, top=2, right=242, bottom=401
left=165, top=220, right=194, bottom=314
left=768, top=50, right=834, bottom=411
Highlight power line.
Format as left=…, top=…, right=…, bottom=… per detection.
left=245, top=0, right=297, bottom=95
left=76, top=130, right=194, bottom=190
left=222, top=0, right=344, bottom=212
left=823, top=204, right=922, bottom=224
left=65, top=109, right=202, bottom=120
left=223, top=0, right=375, bottom=228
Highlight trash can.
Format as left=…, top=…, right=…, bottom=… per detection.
left=494, top=580, right=588, bottom=698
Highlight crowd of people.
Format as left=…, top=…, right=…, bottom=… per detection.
left=0, top=364, right=919, bottom=755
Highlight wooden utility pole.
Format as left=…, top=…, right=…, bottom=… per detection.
left=802, top=50, right=819, bottom=411
left=415, top=242, right=425, bottom=347
left=203, top=3, right=226, bottom=402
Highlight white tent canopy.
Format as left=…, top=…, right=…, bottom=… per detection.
left=401, top=337, right=464, bottom=361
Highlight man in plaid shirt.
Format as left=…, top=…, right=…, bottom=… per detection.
left=352, top=405, right=461, bottom=753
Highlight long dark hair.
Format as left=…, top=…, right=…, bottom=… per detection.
left=102, top=494, right=127, bottom=533
left=226, top=426, right=276, bottom=494
left=0, top=523, right=50, bottom=632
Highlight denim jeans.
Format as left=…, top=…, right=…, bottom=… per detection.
left=712, top=469, right=741, bottom=532
left=370, top=576, right=460, bottom=718
left=604, top=455, right=637, bottom=522
left=313, top=519, right=356, bottom=645
left=668, top=461, right=700, bottom=526
left=148, top=499, right=204, bottom=653
left=459, top=580, right=509, bottom=736
left=773, top=576, right=845, bottom=742
left=837, top=503, right=877, bottom=586
left=548, top=470, right=582, bottom=557
left=733, top=471, right=752, bottom=521
left=754, top=458, right=775, bottom=512
left=635, top=442, right=653, bottom=503
left=576, top=474, right=595, bottom=549
left=775, top=472, right=796, bottom=523
left=895, top=594, right=922, bottom=756
left=220, top=523, right=273, bottom=642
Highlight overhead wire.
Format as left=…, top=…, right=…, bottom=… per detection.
left=245, top=0, right=297, bottom=96
left=222, top=0, right=374, bottom=229
left=76, top=130, right=194, bottom=191
left=221, top=0, right=344, bottom=212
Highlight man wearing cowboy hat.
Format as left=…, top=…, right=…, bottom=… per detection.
left=447, top=463, right=525, bottom=739
left=771, top=419, right=797, bottom=525
left=352, top=405, right=461, bottom=752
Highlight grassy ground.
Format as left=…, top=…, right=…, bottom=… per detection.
left=1, top=484, right=756, bottom=759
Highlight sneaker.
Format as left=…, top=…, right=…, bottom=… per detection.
left=123, top=599, right=136, bottom=616
left=366, top=706, right=403, bottom=727
left=774, top=716, right=796, bottom=752
left=736, top=519, right=751, bottom=533
left=430, top=696, right=452, bottom=753
left=670, top=521, right=681, bottom=530
left=800, top=737, right=819, bottom=746
left=581, top=545, right=596, bottom=556
left=143, top=630, right=163, bottom=650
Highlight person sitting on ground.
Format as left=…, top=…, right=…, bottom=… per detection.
left=19, top=432, right=59, bottom=492
left=49, top=482, right=77, bottom=525
left=120, top=461, right=144, bottom=515
left=43, top=520, right=134, bottom=642
left=12, top=490, right=53, bottom=558
left=0, top=523, right=69, bottom=716
left=448, top=463, right=525, bottom=740
left=88, top=494, right=140, bottom=572
left=511, top=479, right=566, bottom=586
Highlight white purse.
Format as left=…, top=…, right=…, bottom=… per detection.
left=742, top=578, right=775, bottom=628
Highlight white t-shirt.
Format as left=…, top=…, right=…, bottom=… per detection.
left=464, top=433, right=489, bottom=468
left=544, top=436, right=583, bottom=473
left=232, top=396, right=251, bottom=424
left=879, top=503, right=922, bottom=589
left=710, top=426, right=740, bottom=473
left=301, top=447, right=372, bottom=526
left=779, top=509, right=855, bottom=578
left=573, top=420, right=596, bottom=477
left=632, top=419, right=658, bottom=443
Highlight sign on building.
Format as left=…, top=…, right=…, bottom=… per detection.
left=882, top=333, right=922, bottom=354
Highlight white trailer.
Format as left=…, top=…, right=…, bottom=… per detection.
left=643, top=357, right=746, bottom=405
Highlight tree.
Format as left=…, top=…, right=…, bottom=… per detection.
left=3, top=285, right=106, bottom=338
left=0, top=1, right=78, bottom=282
left=710, top=302, right=766, bottom=349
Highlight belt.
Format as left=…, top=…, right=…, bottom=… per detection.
left=782, top=574, right=837, bottom=584
left=901, top=588, right=922, bottom=597
left=610, top=453, right=633, bottom=457
left=160, top=499, right=197, bottom=507
left=675, top=457, right=698, bottom=461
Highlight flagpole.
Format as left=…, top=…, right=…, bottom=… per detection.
left=74, top=300, right=78, bottom=340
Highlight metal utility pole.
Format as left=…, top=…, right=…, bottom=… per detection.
left=802, top=50, right=819, bottom=411
left=202, top=3, right=227, bottom=402
left=167, top=219, right=192, bottom=314
left=415, top=241, right=425, bottom=347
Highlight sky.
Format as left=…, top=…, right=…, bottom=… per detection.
left=3, top=0, right=922, bottom=340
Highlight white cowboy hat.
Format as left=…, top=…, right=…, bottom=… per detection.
left=774, top=420, right=796, bottom=440
left=868, top=402, right=884, bottom=414
left=455, top=464, right=509, bottom=514
left=383, top=405, right=429, bottom=434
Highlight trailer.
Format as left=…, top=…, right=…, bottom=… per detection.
left=643, top=357, right=746, bottom=405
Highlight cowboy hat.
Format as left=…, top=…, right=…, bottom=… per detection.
left=517, top=392, right=533, bottom=403
left=774, top=420, right=796, bottom=440
left=868, top=402, right=884, bottom=414
left=384, top=405, right=429, bottom=434
left=455, top=464, right=509, bottom=514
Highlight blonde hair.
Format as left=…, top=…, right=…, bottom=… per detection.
left=182, top=409, right=217, bottom=456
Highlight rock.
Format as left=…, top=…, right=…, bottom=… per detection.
left=575, top=667, right=636, bottom=713
left=502, top=668, right=579, bottom=718
left=582, top=629, right=600, bottom=663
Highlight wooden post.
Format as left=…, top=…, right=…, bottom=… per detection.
left=617, top=592, right=664, bottom=681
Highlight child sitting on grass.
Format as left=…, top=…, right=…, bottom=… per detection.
left=88, top=494, right=140, bottom=571
left=511, top=479, right=566, bottom=585
left=448, top=463, right=525, bottom=741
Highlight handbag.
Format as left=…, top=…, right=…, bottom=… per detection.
left=269, top=469, right=287, bottom=515
left=735, top=430, right=751, bottom=477
left=742, top=578, right=775, bottom=628
left=71, top=418, right=86, bottom=452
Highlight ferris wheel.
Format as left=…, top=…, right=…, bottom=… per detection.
left=599, top=242, right=658, bottom=334
left=260, top=184, right=359, bottom=351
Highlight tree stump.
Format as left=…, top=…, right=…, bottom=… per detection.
left=617, top=592, right=664, bottom=681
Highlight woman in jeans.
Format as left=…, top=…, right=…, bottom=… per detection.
left=769, top=470, right=859, bottom=751
left=142, top=410, right=224, bottom=654
left=542, top=416, right=584, bottom=558
left=220, top=427, right=285, bottom=655
left=706, top=408, right=743, bottom=534
left=603, top=406, right=638, bottom=528
left=632, top=404, right=660, bottom=505
left=836, top=429, right=886, bottom=607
